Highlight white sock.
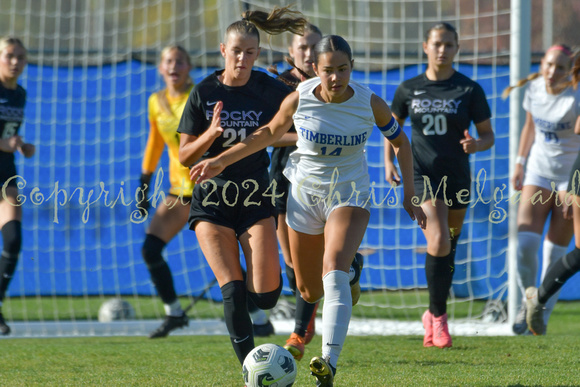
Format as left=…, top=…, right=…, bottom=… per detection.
left=250, top=309, right=268, bottom=325
left=541, top=240, right=568, bottom=325
left=164, top=300, right=183, bottom=317
left=321, top=270, right=352, bottom=370
left=516, top=231, right=542, bottom=307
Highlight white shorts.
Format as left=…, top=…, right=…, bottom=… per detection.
left=524, top=170, right=569, bottom=192
left=286, top=183, right=371, bottom=235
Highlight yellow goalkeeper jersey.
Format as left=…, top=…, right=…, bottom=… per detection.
left=142, top=85, right=194, bottom=197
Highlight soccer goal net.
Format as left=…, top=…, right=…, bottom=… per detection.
left=3, top=0, right=573, bottom=338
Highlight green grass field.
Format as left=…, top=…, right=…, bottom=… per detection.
left=1, top=297, right=580, bottom=386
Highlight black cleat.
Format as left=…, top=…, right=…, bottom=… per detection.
left=253, top=320, right=275, bottom=337
left=0, top=311, right=11, bottom=336
left=310, top=356, right=335, bottom=387
left=149, top=313, right=189, bottom=338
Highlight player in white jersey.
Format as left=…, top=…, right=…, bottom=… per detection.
left=190, top=35, right=426, bottom=387
left=504, top=44, right=580, bottom=335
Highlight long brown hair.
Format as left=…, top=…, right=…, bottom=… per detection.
left=157, top=45, right=193, bottom=116
left=502, top=44, right=574, bottom=99
left=224, top=5, right=307, bottom=45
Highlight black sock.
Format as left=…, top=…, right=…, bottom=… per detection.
left=0, top=220, right=22, bottom=301
left=294, top=294, right=316, bottom=337
left=538, top=247, right=580, bottom=304
left=425, top=253, right=453, bottom=317
left=285, top=264, right=297, bottom=295
left=221, top=280, right=254, bottom=365
left=142, top=234, right=177, bottom=305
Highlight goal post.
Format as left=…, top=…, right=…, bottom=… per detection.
left=1, top=0, right=565, bottom=338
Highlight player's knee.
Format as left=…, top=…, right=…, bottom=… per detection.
left=142, top=234, right=166, bottom=268
left=298, top=286, right=323, bottom=304
left=428, top=238, right=451, bottom=256
left=1, top=220, right=22, bottom=255
left=248, top=274, right=282, bottom=310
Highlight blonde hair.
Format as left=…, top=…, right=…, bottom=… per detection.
left=0, top=36, right=26, bottom=55
left=572, top=54, right=580, bottom=90
left=157, top=45, right=193, bottom=116
left=224, top=5, right=307, bottom=45
left=502, top=44, right=574, bottom=99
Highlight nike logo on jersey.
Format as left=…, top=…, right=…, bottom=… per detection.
left=206, top=101, right=218, bottom=106
left=413, top=90, right=426, bottom=95
left=325, top=343, right=340, bottom=347
left=233, top=335, right=250, bottom=343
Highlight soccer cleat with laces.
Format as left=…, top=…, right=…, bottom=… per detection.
left=310, top=356, right=335, bottom=387
left=253, top=320, right=275, bottom=337
left=432, top=313, right=452, bottom=348
left=0, top=311, right=11, bottom=336
left=350, top=252, right=364, bottom=306
left=284, top=332, right=306, bottom=361
left=512, top=303, right=528, bottom=335
left=422, top=309, right=434, bottom=347
left=304, top=302, right=319, bottom=345
left=525, top=286, right=546, bottom=335
left=148, top=313, right=189, bottom=338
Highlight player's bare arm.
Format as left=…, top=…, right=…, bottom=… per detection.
left=371, top=94, right=426, bottom=229
left=511, top=112, right=535, bottom=190
left=460, top=118, right=494, bottom=154
left=178, top=101, right=225, bottom=167
left=383, top=113, right=406, bottom=186
left=190, top=91, right=299, bottom=182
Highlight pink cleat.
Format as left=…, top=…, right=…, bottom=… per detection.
left=422, top=310, right=434, bottom=347
left=432, top=313, right=452, bottom=348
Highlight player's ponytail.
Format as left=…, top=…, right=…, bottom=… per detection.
left=225, top=5, right=307, bottom=45
left=501, top=72, right=542, bottom=99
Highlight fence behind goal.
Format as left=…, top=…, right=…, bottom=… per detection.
left=1, top=0, right=580, bottom=337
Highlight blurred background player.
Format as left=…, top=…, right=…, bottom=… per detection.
left=385, top=22, right=494, bottom=348
left=0, top=36, right=35, bottom=335
left=177, top=6, right=306, bottom=366
left=138, top=44, right=195, bottom=338
left=189, top=34, right=425, bottom=386
left=504, top=44, right=580, bottom=335
left=523, top=52, right=580, bottom=336
left=269, top=23, right=324, bottom=360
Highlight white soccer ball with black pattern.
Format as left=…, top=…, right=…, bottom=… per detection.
left=242, top=343, right=297, bottom=387
left=98, top=298, right=136, bottom=322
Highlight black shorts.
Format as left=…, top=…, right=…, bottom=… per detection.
left=414, top=170, right=471, bottom=210
left=0, top=161, right=18, bottom=190
left=269, top=145, right=295, bottom=213
left=568, top=153, right=580, bottom=196
left=188, top=168, right=276, bottom=237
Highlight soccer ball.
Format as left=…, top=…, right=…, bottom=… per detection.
left=98, top=298, right=136, bottom=322
left=242, top=343, right=297, bottom=387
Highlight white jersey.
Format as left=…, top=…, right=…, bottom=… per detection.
left=283, top=77, right=376, bottom=196
left=523, top=76, right=580, bottom=181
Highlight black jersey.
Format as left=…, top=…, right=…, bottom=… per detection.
left=0, top=83, right=26, bottom=181
left=177, top=70, right=291, bottom=181
left=391, top=72, right=491, bottom=181
left=269, top=70, right=298, bottom=211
